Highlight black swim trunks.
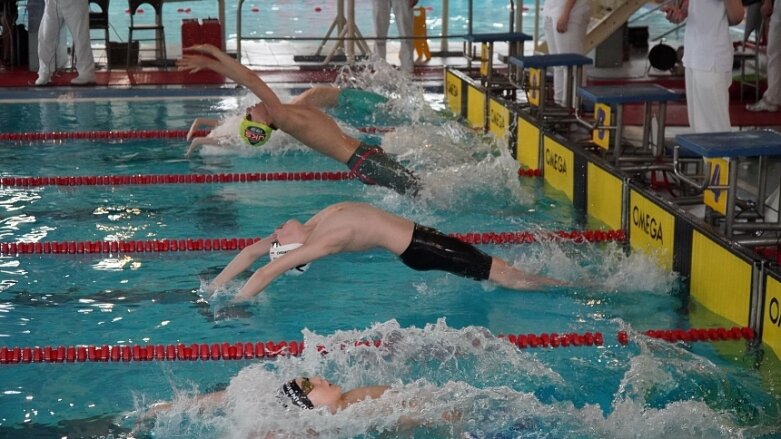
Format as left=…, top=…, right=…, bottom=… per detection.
left=346, top=142, right=420, bottom=196
left=399, top=224, right=493, bottom=281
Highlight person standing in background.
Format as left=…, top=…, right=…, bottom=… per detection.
left=373, top=0, right=417, bottom=74
left=746, top=0, right=780, bottom=112
left=542, top=0, right=591, bottom=105
left=663, top=0, right=745, bottom=132
left=35, top=0, right=95, bottom=85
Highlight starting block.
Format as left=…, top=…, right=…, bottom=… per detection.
left=577, top=84, right=683, bottom=163
left=463, top=32, right=532, bottom=96
left=507, top=53, right=592, bottom=117
left=673, top=130, right=781, bottom=239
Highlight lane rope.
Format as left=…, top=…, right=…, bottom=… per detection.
left=0, top=326, right=755, bottom=365
left=0, top=127, right=392, bottom=143
left=0, top=230, right=626, bottom=256
left=1, top=167, right=541, bottom=188
left=0, top=171, right=356, bottom=187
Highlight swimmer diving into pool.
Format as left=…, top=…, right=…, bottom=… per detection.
left=184, top=86, right=390, bottom=157
left=208, top=202, right=567, bottom=301
left=177, top=44, right=419, bottom=196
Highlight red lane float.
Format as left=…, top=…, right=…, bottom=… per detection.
left=0, top=127, right=390, bottom=143
left=0, top=230, right=626, bottom=256
left=0, top=129, right=207, bottom=142
left=517, top=169, right=542, bottom=177
left=0, top=171, right=356, bottom=187
left=0, top=326, right=756, bottom=365
left=0, top=168, right=540, bottom=187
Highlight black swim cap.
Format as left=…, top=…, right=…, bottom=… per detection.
left=279, top=379, right=314, bottom=409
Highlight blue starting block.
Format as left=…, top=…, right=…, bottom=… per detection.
left=674, top=130, right=781, bottom=238
left=463, top=32, right=532, bottom=89
left=507, top=53, right=593, bottom=116
left=577, top=84, right=683, bottom=163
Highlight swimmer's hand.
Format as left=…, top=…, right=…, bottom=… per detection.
left=185, top=138, right=209, bottom=158
left=183, top=44, right=221, bottom=56
left=177, top=53, right=214, bottom=74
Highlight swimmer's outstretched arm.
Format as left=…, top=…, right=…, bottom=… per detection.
left=187, top=117, right=219, bottom=141
left=178, top=44, right=284, bottom=113
left=233, top=243, right=328, bottom=302
left=209, top=236, right=277, bottom=294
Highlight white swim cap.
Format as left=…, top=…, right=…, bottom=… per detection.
left=269, top=241, right=310, bottom=275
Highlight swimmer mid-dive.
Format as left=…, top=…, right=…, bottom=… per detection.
left=177, top=44, right=419, bottom=196
left=184, top=87, right=390, bottom=157
left=208, top=202, right=568, bottom=301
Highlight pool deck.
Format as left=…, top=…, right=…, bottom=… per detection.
left=0, top=39, right=778, bottom=130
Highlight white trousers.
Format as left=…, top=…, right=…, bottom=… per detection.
left=761, top=3, right=781, bottom=105
left=373, top=0, right=414, bottom=73
left=37, top=0, right=95, bottom=77
left=685, top=67, right=733, bottom=133
left=542, top=9, right=589, bottom=104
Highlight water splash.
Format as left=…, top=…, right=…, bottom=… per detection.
left=129, top=319, right=776, bottom=439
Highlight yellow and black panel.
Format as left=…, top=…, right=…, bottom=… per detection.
left=488, top=97, right=511, bottom=141
left=762, top=274, right=781, bottom=359
left=542, top=135, right=575, bottom=201
left=628, top=190, right=676, bottom=271
left=444, top=69, right=465, bottom=117
left=690, top=230, right=752, bottom=326
left=466, top=83, right=486, bottom=130
left=672, top=216, right=693, bottom=285
left=528, top=68, right=541, bottom=107
left=516, top=113, right=540, bottom=170
left=586, top=163, right=623, bottom=230
left=704, top=158, right=729, bottom=215
left=592, top=103, right=612, bottom=150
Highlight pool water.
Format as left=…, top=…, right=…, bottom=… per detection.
left=0, top=72, right=779, bottom=438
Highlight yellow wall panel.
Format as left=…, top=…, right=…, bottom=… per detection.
left=488, top=99, right=510, bottom=140
left=516, top=117, right=540, bottom=170
left=763, top=276, right=781, bottom=359
left=628, top=190, right=675, bottom=270
left=466, top=85, right=486, bottom=130
left=542, top=136, right=574, bottom=201
left=690, top=230, right=751, bottom=326
left=587, top=163, right=623, bottom=230
left=444, top=71, right=462, bottom=116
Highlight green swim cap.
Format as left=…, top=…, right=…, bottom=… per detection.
left=239, top=118, right=274, bottom=147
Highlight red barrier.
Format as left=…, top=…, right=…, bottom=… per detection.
left=0, top=127, right=391, bottom=143
left=0, top=171, right=356, bottom=187
left=0, top=326, right=755, bottom=366
left=0, top=230, right=625, bottom=256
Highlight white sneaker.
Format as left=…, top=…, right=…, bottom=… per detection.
left=34, top=73, right=50, bottom=86
left=746, top=99, right=779, bottom=112
left=70, top=74, right=96, bottom=85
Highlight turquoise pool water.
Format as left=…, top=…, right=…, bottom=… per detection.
left=0, top=75, right=779, bottom=438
